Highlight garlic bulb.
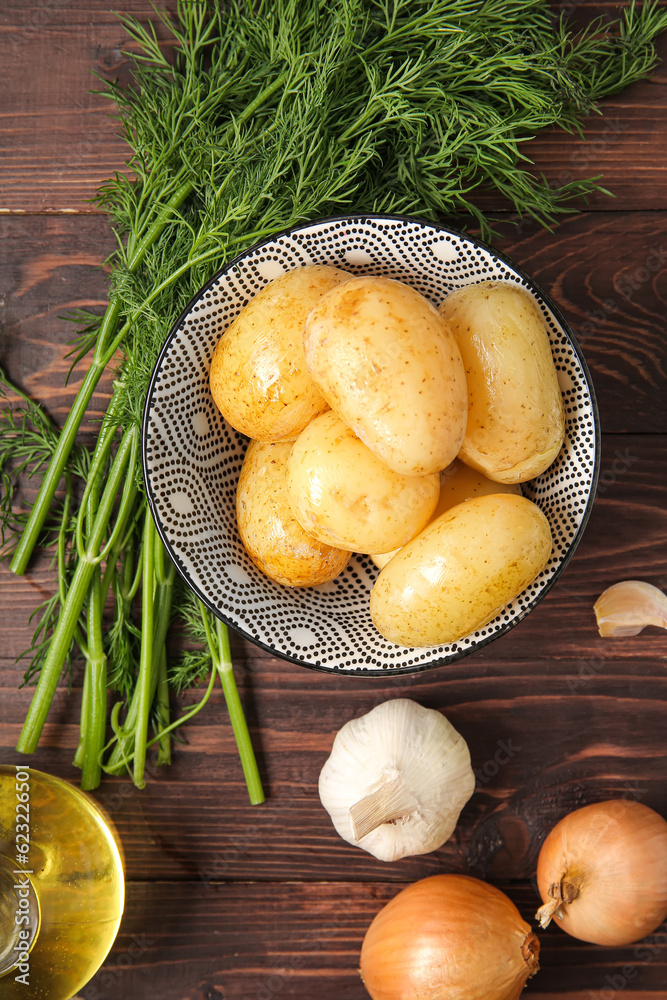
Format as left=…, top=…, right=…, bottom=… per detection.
left=318, top=698, right=475, bottom=862
left=594, top=580, right=667, bottom=637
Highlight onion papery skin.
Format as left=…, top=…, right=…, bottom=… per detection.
left=359, top=874, right=539, bottom=1000
left=536, top=799, right=667, bottom=946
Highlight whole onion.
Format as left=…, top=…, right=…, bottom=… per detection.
left=536, top=799, right=667, bottom=946
left=359, top=874, right=539, bottom=1000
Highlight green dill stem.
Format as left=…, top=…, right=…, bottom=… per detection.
left=125, top=175, right=192, bottom=274
left=99, top=491, right=143, bottom=607
left=154, top=538, right=175, bottom=766
left=133, top=512, right=156, bottom=789
left=104, top=524, right=175, bottom=781
left=155, top=649, right=172, bottom=766
left=16, top=425, right=138, bottom=754
left=216, top=622, right=264, bottom=806
left=73, top=666, right=90, bottom=770
left=145, top=663, right=217, bottom=747
left=57, top=481, right=88, bottom=660
left=201, top=604, right=264, bottom=805
left=112, top=607, right=265, bottom=801
left=76, top=404, right=122, bottom=555
left=103, top=698, right=143, bottom=775
left=79, top=564, right=108, bottom=791
left=75, top=400, right=108, bottom=781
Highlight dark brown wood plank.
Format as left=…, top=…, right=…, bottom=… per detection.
left=71, top=881, right=667, bottom=999
left=0, top=214, right=117, bottom=435
left=4, top=646, right=667, bottom=887
left=0, top=1, right=179, bottom=213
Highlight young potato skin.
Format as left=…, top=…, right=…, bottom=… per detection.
left=286, top=410, right=440, bottom=553
left=369, top=459, right=521, bottom=569
left=303, top=275, right=468, bottom=476
left=370, top=493, right=552, bottom=646
left=439, top=280, right=565, bottom=483
left=236, top=440, right=350, bottom=588
left=210, top=264, right=351, bottom=442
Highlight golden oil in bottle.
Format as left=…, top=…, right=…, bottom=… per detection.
left=0, top=765, right=125, bottom=999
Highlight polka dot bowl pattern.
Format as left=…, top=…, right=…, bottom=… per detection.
left=142, top=214, right=600, bottom=675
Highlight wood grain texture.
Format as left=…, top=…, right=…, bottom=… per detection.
left=67, top=881, right=667, bottom=999
left=0, top=215, right=117, bottom=435
left=0, top=1, right=178, bottom=213
left=0, top=3, right=666, bottom=214
left=1, top=0, right=666, bottom=997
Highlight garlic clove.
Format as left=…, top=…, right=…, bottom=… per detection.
left=318, top=698, right=475, bottom=862
left=594, top=580, right=667, bottom=637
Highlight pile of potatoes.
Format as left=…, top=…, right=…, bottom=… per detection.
left=209, top=265, right=565, bottom=648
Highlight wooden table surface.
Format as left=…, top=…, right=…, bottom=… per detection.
left=1, top=3, right=666, bottom=998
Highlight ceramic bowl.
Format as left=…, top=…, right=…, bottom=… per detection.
left=142, top=214, right=600, bottom=675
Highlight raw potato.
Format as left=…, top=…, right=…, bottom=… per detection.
left=304, top=275, right=468, bottom=476
left=210, top=264, right=351, bottom=441
left=370, top=493, right=552, bottom=646
left=236, top=440, right=350, bottom=588
left=370, top=459, right=521, bottom=569
left=286, top=411, right=440, bottom=554
left=439, top=280, right=565, bottom=483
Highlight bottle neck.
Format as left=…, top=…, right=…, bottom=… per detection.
left=0, top=855, right=40, bottom=978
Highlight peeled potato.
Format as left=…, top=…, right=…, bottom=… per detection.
left=303, top=275, right=468, bottom=476
left=370, top=459, right=522, bottom=569
left=370, top=493, right=552, bottom=647
left=210, top=264, right=351, bottom=442
left=286, top=410, right=440, bottom=554
left=236, top=440, right=350, bottom=588
left=439, top=280, right=565, bottom=483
